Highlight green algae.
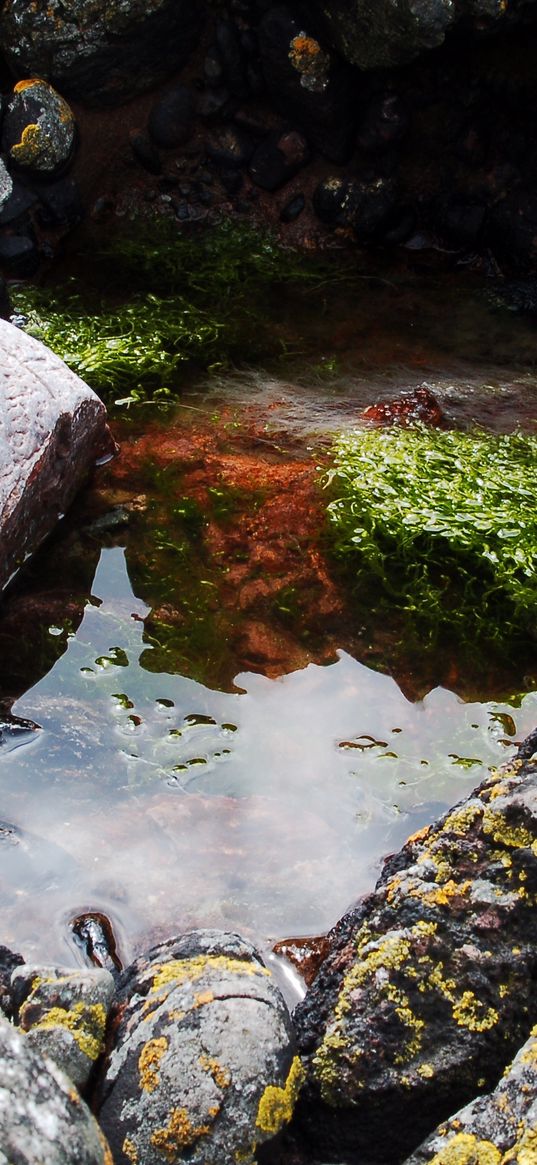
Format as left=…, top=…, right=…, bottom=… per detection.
left=11, top=219, right=351, bottom=407
left=324, top=426, right=537, bottom=650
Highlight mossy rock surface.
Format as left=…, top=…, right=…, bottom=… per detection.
left=294, top=734, right=537, bottom=1162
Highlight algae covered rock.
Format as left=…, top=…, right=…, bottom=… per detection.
left=97, top=929, right=304, bottom=1165
left=0, top=1014, right=113, bottom=1164
left=12, top=963, right=115, bottom=1091
left=1, top=80, right=76, bottom=177
left=0, top=0, right=203, bottom=106
left=294, top=734, right=537, bottom=1162
left=404, top=1023, right=537, bottom=1165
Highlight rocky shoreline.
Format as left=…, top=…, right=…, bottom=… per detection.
left=0, top=731, right=535, bottom=1164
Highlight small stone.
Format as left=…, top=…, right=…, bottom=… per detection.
left=249, top=128, right=310, bottom=191
left=12, top=963, right=115, bottom=1091
left=313, top=174, right=396, bottom=240
left=2, top=79, right=76, bottom=177
left=280, top=192, right=305, bottom=223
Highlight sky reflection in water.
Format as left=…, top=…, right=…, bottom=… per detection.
left=0, top=547, right=536, bottom=980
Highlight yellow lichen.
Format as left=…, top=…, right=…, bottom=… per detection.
left=255, top=1056, right=305, bottom=1136
left=428, top=1132, right=501, bottom=1165
left=150, top=1107, right=210, bottom=1157
left=98, top=1129, right=114, bottom=1165
left=26, top=1001, right=107, bottom=1060
left=482, top=808, right=535, bottom=850
left=508, top=1125, right=537, bottom=1165
left=451, top=991, right=499, bottom=1033
left=11, top=122, right=43, bottom=163
left=442, top=804, right=483, bottom=836
left=122, top=1136, right=138, bottom=1164
left=417, top=1063, right=435, bottom=1079
left=139, top=1037, right=168, bottom=1093
left=194, top=990, right=215, bottom=1008
left=151, top=955, right=270, bottom=993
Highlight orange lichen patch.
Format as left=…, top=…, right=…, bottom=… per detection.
left=11, top=122, right=42, bottom=162
left=199, top=1053, right=231, bottom=1090
left=98, top=1130, right=115, bottom=1165
left=139, top=1036, right=168, bottom=1093
left=122, top=1135, right=139, bottom=1164
left=406, top=824, right=432, bottom=846
left=150, top=1107, right=211, bottom=1157
left=194, top=990, right=215, bottom=1008
left=13, top=78, right=42, bottom=92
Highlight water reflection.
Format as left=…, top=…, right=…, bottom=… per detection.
left=0, top=547, right=535, bottom=984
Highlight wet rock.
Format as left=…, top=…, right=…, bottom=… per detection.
left=0, top=318, right=110, bottom=592
left=1, top=80, right=76, bottom=178
left=280, top=192, right=306, bottom=222
left=71, top=912, right=123, bottom=976
left=294, top=735, right=537, bottom=1162
left=405, top=1024, right=537, bottom=1165
left=318, top=0, right=455, bottom=69
left=362, top=385, right=446, bottom=427
left=0, top=0, right=203, bottom=106
left=147, top=85, right=196, bottom=150
left=97, top=929, right=304, bottom=1165
left=0, top=1014, right=113, bottom=1164
left=313, top=174, right=397, bottom=240
left=259, top=6, right=357, bottom=163
left=12, top=963, right=115, bottom=1091
left=249, top=128, right=310, bottom=191
left=0, top=944, right=24, bottom=1019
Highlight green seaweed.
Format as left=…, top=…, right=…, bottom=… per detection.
left=11, top=219, right=351, bottom=407
left=324, top=426, right=537, bottom=648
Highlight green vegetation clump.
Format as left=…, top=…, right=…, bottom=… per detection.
left=11, top=218, right=349, bottom=406
left=325, top=426, right=537, bottom=646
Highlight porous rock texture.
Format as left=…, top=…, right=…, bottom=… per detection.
left=294, top=731, right=537, bottom=1163
left=404, top=1023, right=537, bottom=1165
left=0, top=318, right=110, bottom=593
left=0, top=0, right=203, bottom=106
left=317, top=0, right=531, bottom=69
left=12, top=963, right=115, bottom=1092
left=97, top=929, right=304, bottom=1165
left=0, top=1014, right=113, bottom=1164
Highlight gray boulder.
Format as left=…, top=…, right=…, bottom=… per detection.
left=0, top=318, right=111, bottom=593
left=294, top=734, right=537, bottom=1162
left=0, top=0, right=203, bottom=106
left=97, top=930, right=304, bottom=1165
left=0, top=1015, right=113, bottom=1164
left=404, top=1024, right=537, bottom=1165
left=12, top=964, right=115, bottom=1091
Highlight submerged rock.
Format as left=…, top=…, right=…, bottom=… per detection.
left=0, top=1015, right=113, bottom=1164
left=0, top=318, right=111, bottom=593
left=0, top=0, right=203, bottom=106
left=12, top=963, right=115, bottom=1091
left=97, top=929, right=304, bottom=1165
left=404, top=1023, right=537, bottom=1165
left=294, top=733, right=537, bottom=1162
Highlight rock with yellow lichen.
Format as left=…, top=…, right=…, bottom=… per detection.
left=1, top=80, right=76, bottom=176
left=403, top=1023, right=537, bottom=1165
left=293, top=730, right=537, bottom=1163
left=11, top=963, right=115, bottom=1092
left=96, top=929, right=304, bottom=1165
left=0, top=1013, right=113, bottom=1164
left=0, top=0, right=202, bottom=106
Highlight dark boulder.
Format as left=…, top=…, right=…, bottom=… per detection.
left=206, top=123, right=257, bottom=168
left=36, top=178, right=84, bottom=229
left=97, top=930, right=304, bottom=1165
left=0, top=232, right=40, bottom=277
left=258, top=6, right=357, bottom=163
left=0, top=0, right=204, bottom=106
left=313, top=174, right=397, bottom=240
left=1, top=80, right=76, bottom=178
left=293, top=734, right=537, bottom=1163
left=317, top=0, right=454, bottom=69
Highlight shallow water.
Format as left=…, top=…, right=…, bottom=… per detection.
left=1, top=547, right=535, bottom=1002
left=1, top=253, right=537, bottom=999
